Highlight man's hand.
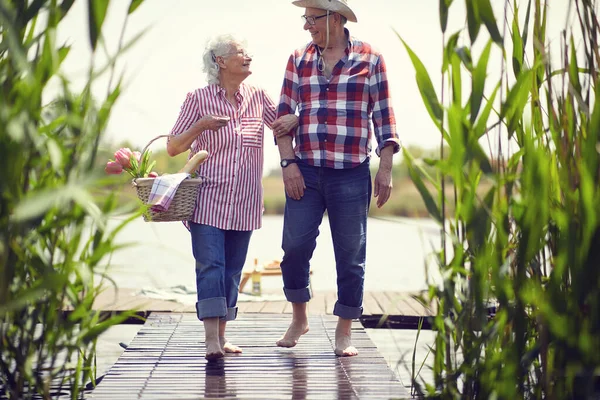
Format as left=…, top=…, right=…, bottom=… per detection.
left=197, top=115, right=230, bottom=132
left=272, top=114, right=299, bottom=138
left=374, top=145, right=395, bottom=208
left=282, top=163, right=305, bottom=200
left=373, top=167, right=392, bottom=208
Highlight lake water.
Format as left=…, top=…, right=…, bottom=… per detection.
left=103, top=214, right=443, bottom=294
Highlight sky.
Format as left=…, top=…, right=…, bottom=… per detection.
left=54, top=0, right=572, bottom=175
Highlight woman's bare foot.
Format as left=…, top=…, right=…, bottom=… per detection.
left=220, top=337, right=242, bottom=353
left=205, top=339, right=225, bottom=360
left=335, top=318, right=358, bottom=357
left=334, top=334, right=358, bottom=357
left=276, top=320, right=309, bottom=348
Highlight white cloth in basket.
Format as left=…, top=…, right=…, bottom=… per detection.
left=147, top=173, right=190, bottom=212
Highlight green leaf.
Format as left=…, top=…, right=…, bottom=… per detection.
left=500, top=69, right=533, bottom=137
left=87, top=0, right=109, bottom=51
left=474, top=81, right=500, bottom=138
left=439, top=0, right=454, bottom=33
left=23, top=0, right=45, bottom=24
left=466, top=0, right=481, bottom=44
left=443, top=32, right=461, bottom=73
left=479, top=0, right=503, bottom=45
left=568, top=35, right=581, bottom=93
left=128, top=0, right=144, bottom=14
left=511, top=3, right=523, bottom=77
left=404, top=150, right=443, bottom=223
left=398, top=34, right=444, bottom=126
left=471, top=40, right=492, bottom=123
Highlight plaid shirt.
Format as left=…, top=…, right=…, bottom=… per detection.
left=276, top=29, right=400, bottom=169
left=169, top=83, right=276, bottom=231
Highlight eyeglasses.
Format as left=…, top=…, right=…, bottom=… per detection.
left=301, top=13, right=329, bottom=26
left=222, top=50, right=252, bottom=59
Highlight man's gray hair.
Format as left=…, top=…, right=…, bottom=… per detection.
left=202, top=34, right=246, bottom=85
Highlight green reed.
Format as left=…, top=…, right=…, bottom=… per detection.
left=0, top=1, right=145, bottom=398
left=402, top=0, right=600, bottom=398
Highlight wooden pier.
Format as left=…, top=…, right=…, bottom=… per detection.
left=87, top=287, right=436, bottom=329
left=90, top=313, right=410, bottom=399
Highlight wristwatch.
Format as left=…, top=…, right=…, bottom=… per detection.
left=280, top=159, right=298, bottom=168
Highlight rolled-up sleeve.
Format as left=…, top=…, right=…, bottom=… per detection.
left=369, top=54, right=401, bottom=156
left=262, top=90, right=277, bottom=129
left=170, top=92, right=200, bottom=137
left=276, top=54, right=299, bottom=123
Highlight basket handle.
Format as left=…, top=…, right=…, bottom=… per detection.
left=141, top=134, right=173, bottom=155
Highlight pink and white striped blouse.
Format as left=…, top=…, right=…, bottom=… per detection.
left=169, top=83, right=277, bottom=231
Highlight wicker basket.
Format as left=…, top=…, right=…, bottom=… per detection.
left=132, top=134, right=203, bottom=222
left=133, top=177, right=202, bottom=222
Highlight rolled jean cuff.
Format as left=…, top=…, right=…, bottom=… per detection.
left=221, top=307, right=238, bottom=321
left=283, top=286, right=312, bottom=303
left=333, top=301, right=363, bottom=319
left=196, top=297, right=227, bottom=320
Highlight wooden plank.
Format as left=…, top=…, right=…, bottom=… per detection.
left=362, top=292, right=385, bottom=316
left=90, top=313, right=408, bottom=399
left=325, top=292, right=336, bottom=315
left=309, top=291, right=326, bottom=315
left=243, top=300, right=267, bottom=313
left=384, top=291, right=419, bottom=316
left=260, top=300, right=287, bottom=314
left=84, top=288, right=436, bottom=318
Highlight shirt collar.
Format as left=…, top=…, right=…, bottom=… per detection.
left=311, top=28, right=353, bottom=56
left=209, top=83, right=244, bottom=102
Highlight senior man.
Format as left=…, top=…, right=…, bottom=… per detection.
left=271, top=0, right=401, bottom=357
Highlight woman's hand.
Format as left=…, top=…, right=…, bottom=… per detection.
left=272, top=114, right=298, bottom=138
left=197, top=115, right=230, bottom=132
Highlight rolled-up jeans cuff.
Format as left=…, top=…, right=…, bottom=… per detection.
left=333, top=301, right=363, bottom=319
left=283, top=286, right=312, bottom=303
left=221, top=307, right=238, bottom=321
left=196, top=297, right=227, bottom=320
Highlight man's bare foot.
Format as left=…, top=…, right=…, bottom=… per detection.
left=335, top=333, right=358, bottom=357
left=276, top=321, right=309, bottom=348
left=205, top=339, right=225, bottom=360
left=220, top=337, right=242, bottom=353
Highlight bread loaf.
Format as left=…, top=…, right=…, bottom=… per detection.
left=179, top=150, right=209, bottom=174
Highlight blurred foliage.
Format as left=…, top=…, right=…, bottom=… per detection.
left=0, top=0, right=145, bottom=398
left=402, top=0, right=600, bottom=398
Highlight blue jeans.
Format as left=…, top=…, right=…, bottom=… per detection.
left=190, top=222, right=252, bottom=321
left=280, top=160, right=371, bottom=319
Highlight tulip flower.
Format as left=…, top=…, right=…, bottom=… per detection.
left=105, top=161, right=124, bottom=175
left=148, top=171, right=159, bottom=178
left=114, top=148, right=133, bottom=168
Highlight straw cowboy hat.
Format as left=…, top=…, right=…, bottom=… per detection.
left=292, top=0, right=358, bottom=23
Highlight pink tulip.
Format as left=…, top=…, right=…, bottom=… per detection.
left=105, top=161, right=123, bottom=175
left=148, top=171, right=159, bottom=178
left=114, top=148, right=133, bottom=168
left=133, top=151, right=142, bottom=162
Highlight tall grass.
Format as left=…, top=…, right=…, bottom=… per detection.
left=0, top=1, right=145, bottom=398
left=403, top=0, right=600, bottom=398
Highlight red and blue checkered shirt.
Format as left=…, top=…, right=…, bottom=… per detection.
left=276, top=29, right=400, bottom=169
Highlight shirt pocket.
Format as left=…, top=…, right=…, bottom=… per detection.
left=240, top=116, right=263, bottom=148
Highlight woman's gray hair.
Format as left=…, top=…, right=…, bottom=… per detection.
left=202, top=34, right=246, bottom=85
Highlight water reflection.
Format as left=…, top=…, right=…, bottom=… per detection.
left=289, top=357, right=307, bottom=400
left=204, top=359, right=236, bottom=399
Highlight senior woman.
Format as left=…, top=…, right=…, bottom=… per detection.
left=167, top=34, right=297, bottom=360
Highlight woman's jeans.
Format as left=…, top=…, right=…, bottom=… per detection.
left=280, top=160, right=371, bottom=319
left=190, top=222, right=252, bottom=321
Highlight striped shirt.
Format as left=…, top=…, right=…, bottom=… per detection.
left=276, top=29, right=400, bottom=169
left=169, top=83, right=276, bottom=231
